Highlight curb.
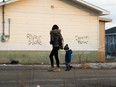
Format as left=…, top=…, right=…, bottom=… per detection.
left=0, top=63, right=116, bottom=69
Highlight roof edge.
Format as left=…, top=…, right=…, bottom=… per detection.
left=71, top=0, right=110, bottom=15
left=0, top=0, right=19, bottom=6
left=99, top=17, right=112, bottom=22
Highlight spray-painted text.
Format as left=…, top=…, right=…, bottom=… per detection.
left=75, top=35, right=89, bottom=44
left=27, top=34, right=42, bottom=45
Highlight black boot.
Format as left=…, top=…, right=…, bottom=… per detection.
left=69, top=66, right=72, bottom=70
left=65, top=65, right=70, bottom=71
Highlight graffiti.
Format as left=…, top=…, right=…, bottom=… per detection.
left=27, top=34, right=42, bottom=45
left=75, top=35, right=89, bottom=44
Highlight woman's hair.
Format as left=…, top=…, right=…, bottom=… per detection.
left=52, top=24, right=59, bottom=30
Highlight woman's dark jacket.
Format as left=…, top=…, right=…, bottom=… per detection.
left=50, top=29, right=63, bottom=47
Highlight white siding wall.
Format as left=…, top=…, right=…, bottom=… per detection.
left=0, top=0, right=99, bottom=51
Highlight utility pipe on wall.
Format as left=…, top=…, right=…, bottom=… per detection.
left=8, top=18, right=10, bottom=38
left=1, top=0, right=10, bottom=42
left=2, top=0, right=5, bottom=36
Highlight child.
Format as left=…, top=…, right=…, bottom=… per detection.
left=64, top=44, right=73, bottom=71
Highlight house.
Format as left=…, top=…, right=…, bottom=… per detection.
left=106, top=27, right=116, bottom=58
left=0, top=0, right=111, bottom=64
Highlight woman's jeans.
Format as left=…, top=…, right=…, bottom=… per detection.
left=49, top=46, right=60, bottom=68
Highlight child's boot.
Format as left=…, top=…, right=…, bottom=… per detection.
left=65, top=66, right=70, bottom=71
left=69, top=66, right=72, bottom=70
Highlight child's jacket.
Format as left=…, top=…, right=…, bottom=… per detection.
left=65, top=49, right=72, bottom=62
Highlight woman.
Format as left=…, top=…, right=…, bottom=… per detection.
left=49, top=24, right=63, bottom=72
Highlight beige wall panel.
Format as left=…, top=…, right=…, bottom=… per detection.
left=0, top=0, right=99, bottom=51
left=98, top=21, right=105, bottom=62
